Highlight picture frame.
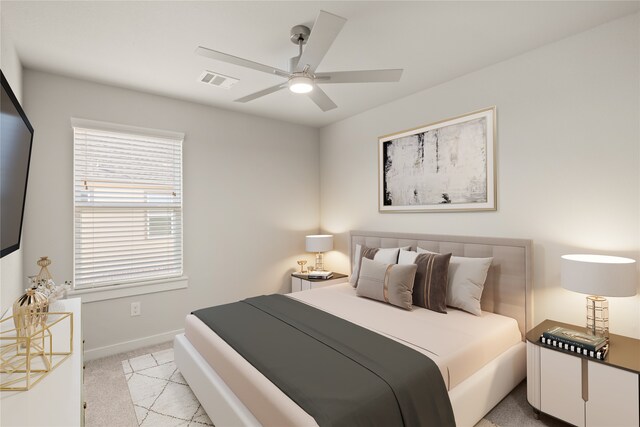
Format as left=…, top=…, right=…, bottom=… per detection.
left=378, top=107, right=496, bottom=212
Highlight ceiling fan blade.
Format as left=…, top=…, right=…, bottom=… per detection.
left=315, top=69, right=403, bottom=84
left=196, top=46, right=290, bottom=78
left=307, top=86, right=337, bottom=112
left=296, top=11, right=347, bottom=73
left=234, top=83, right=288, bottom=103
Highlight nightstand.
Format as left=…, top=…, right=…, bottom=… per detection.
left=291, top=273, right=349, bottom=292
left=526, top=319, right=639, bottom=427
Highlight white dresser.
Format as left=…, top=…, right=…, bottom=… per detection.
left=1, top=297, right=84, bottom=426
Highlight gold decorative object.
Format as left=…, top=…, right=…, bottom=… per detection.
left=12, top=288, right=49, bottom=341
left=1, top=310, right=73, bottom=391
left=35, top=256, right=53, bottom=282
left=296, top=260, right=308, bottom=273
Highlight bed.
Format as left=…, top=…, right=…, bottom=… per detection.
left=174, top=231, right=533, bottom=426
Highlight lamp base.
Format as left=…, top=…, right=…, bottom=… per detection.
left=586, top=295, right=608, bottom=337
left=314, top=252, right=325, bottom=272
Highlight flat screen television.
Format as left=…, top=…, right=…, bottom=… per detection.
left=1, top=70, right=34, bottom=258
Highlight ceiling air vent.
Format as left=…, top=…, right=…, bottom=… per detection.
left=198, top=70, right=239, bottom=89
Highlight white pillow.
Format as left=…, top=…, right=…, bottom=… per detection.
left=349, top=244, right=410, bottom=285
left=398, top=249, right=419, bottom=264
left=417, top=247, right=492, bottom=316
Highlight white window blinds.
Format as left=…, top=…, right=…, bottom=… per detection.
left=73, top=122, right=183, bottom=289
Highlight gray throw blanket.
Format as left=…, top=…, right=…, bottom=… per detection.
left=193, top=294, right=455, bottom=427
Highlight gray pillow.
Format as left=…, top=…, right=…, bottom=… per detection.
left=356, top=258, right=417, bottom=310
left=398, top=250, right=451, bottom=313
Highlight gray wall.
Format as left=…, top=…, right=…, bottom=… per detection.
left=319, top=14, right=640, bottom=338
left=22, top=70, right=320, bottom=356
left=0, top=32, right=24, bottom=315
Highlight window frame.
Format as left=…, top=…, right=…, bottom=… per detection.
left=69, top=118, right=187, bottom=300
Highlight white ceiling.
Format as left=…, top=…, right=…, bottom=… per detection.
left=2, top=1, right=638, bottom=127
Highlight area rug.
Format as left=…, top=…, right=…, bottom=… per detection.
left=122, top=348, right=214, bottom=426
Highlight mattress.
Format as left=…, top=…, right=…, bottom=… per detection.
left=184, top=283, right=522, bottom=426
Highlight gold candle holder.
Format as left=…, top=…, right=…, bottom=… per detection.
left=36, top=256, right=53, bottom=282
left=296, top=260, right=308, bottom=273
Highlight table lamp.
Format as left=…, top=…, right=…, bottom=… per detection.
left=305, top=235, right=333, bottom=272
left=561, top=254, right=637, bottom=336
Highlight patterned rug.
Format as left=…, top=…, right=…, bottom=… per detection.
left=122, top=349, right=214, bottom=426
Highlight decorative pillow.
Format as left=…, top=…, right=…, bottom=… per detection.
left=349, top=245, right=378, bottom=287
left=349, top=244, right=409, bottom=287
left=356, top=258, right=417, bottom=310
left=417, top=248, right=492, bottom=316
left=398, top=249, right=419, bottom=264
left=398, top=250, right=451, bottom=313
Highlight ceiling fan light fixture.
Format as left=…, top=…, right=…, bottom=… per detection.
left=288, top=75, right=314, bottom=94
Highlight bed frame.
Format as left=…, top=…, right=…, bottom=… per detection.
left=175, top=231, right=533, bottom=427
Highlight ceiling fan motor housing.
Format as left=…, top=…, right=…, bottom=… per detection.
left=290, top=25, right=311, bottom=44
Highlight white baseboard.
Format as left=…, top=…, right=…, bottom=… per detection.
left=84, top=328, right=184, bottom=361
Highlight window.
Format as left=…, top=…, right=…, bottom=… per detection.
left=73, top=119, right=183, bottom=289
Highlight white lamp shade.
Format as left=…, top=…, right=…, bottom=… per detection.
left=561, top=254, right=637, bottom=297
left=305, top=235, right=333, bottom=253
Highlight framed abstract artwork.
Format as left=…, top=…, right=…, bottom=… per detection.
left=378, top=107, right=496, bottom=212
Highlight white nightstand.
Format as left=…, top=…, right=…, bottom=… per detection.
left=526, top=319, right=639, bottom=427
left=291, top=273, right=349, bottom=292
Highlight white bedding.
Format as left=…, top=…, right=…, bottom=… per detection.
left=289, top=283, right=522, bottom=390
left=184, top=283, right=522, bottom=426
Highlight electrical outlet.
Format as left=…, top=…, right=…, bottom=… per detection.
left=131, top=302, right=141, bottom=317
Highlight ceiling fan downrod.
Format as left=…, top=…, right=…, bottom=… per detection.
left=289, top=24, right=310, bottom=72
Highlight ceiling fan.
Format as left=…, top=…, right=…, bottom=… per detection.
left=195, top=10, right=403, bottom=112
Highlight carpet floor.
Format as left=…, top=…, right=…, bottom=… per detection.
left=84, top=341, right=570, bottom=427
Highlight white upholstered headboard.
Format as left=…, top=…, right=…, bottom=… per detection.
left=349, top=230, right=533, bottom=339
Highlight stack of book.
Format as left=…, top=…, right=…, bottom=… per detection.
left=540, top=326, right=608, bottom=360
left=308, top=271, right=334, bottom=279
